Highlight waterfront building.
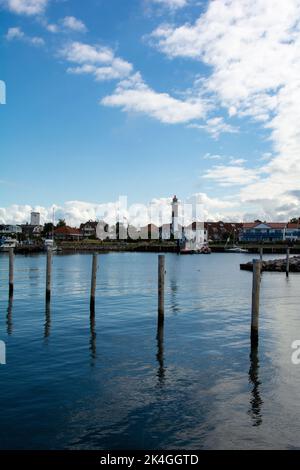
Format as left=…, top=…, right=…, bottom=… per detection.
left=21, top=224, right=43, bottom=239
left=0, top=225, right=22, bottom=235
left=205, top=222, right=243, bottom=242
left=54, top=226, right=83, bottom=241
left=185, top=222, right=208, bottom=245
left=30, top=212, right=41, bottom=226
left=284, top=223, right=300, bottom=242
left=239, top=222, right=286, bottom=242
left=80, top=221, right=98, bottom=239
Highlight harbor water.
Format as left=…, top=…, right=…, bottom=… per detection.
left=0, top=252, right=300, bottom=450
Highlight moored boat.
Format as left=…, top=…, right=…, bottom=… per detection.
left=0, top=238, right=19, bottom=252
left=225, top=244, right=249, bottom=253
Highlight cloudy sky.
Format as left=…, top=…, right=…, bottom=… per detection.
left=1, top=0, right=300, bottom=225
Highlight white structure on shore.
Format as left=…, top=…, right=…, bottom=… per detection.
left=171, top=195, right=180, bottom=239
left=30, top=212, right=40, bottom=226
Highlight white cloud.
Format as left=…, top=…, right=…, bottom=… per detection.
left=3, top=192, right=300, bottom=225
left=0, top=194, right=239, bottom=227
left=61, top=41, right=133, bottom=81
left=5, top=26, right=24, bottom=40
left=229, top=157, right=246, bottom=165
left=149, top=0, right=300, bottom=209
left=61, top=42, right=114, bottom=64
left=149, top=0, right=189, bottom=9
left=61, top=16, right=87, bottom=33
left=3, top=0, right=49, bottom=15
left=203, top=153, right=223, bottom=160
left=45, top=23, right=58, bottom=33
left=46, top=16, right=87, bottom=34
left=62, top=43, right=207, bottom=124
left=5, top=26, right=45, bottom=46
left=189, top=116, right=238, bottom=139
left=102, top=72, right=207, bottom=124
left=204, top=164, right=260, bottom=187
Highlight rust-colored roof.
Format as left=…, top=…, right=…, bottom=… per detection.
left=287, top=223, right=300, bottom=229
left=242, top=223, right=257, bottom=228
left=268, top=223, right=286, bottom=229
left=54, top=226, right=81, bottom=235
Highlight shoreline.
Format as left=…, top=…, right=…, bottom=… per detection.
left=5, top=241, right=300, bottom=255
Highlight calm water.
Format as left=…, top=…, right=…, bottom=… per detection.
left=0, top=252, right=300, bottom=450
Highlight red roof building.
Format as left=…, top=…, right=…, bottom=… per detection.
left=54, top=226, right=83, bottom=241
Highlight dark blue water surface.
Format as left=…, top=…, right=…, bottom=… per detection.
left=0, top=252, right=300, bottom=450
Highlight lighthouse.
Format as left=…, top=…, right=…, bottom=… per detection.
left=171, top=195, right=179, bottom=239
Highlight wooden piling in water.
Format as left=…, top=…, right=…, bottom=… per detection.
left=158, top=255, right=165, bottom=316
left=286, top=246, right=290, bottom=278
left=46, top=248, right=52, bottom=302
left=251, top=259, right=261, bottom=345
left=260, top=246, right=263, bottom=263
left=90, top=253, right=98, bottom=311
left=9, top=248, right=14, bottom=298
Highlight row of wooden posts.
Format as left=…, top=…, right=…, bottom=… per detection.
left=7, top=247, right=291, bottom=344
left=7, top=248, right=166, bottom=317
left=260, top=246, right=291, bottom=277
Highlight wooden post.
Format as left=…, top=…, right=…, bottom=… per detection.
left=46, top=248, right=52, bottom=302
left=90, top=253, right=98, bottom=311
left=158, top=255, right=165, bottom=316
left=251, top=259, right=261, bottom=345
left=286, top=246, right=290, bottom=278
left=9, top=248, right=14, bottom=298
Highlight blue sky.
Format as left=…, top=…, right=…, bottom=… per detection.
left=1, top=0, right=300, bottom=225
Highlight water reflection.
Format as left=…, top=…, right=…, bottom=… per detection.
left=90, top=311, right=97, bottom=362
left=6, top=297, right=13, bottom=335
left=44, top=302, right=51, bottom=340
left=156, top=316, right=165, bottom=387
left=169, top=258, right=181, bottom=315
left=248, top=343, right=263, bottom=427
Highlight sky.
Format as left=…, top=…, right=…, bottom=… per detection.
left=1, top=0, right=300, bottom=226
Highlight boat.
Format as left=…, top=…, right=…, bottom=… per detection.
left=0, top=238, right=19, bottom=252
left=225, top=244, right=249, bottom=253
left=224, top=232, right=249, bottom=253
left=44, top=239, right=59, bottom=252
left=180, top=240, right=211, bottom=255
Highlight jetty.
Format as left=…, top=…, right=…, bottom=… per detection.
left=240, top=255, right=300, bottom=272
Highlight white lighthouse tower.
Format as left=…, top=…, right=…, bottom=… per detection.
left=171, top=195, right=179, bottom=239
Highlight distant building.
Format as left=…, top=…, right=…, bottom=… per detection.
left=284, top=223, right=300, bottom=242
left=160, top=223, right=183, bottom=240
left=239, top=222, right=286, bottom=242
left=0, top=225, right=22, bottom=235
left=185, top=222, right=208, bottom=245
left=140, top=224, right=160, bottom=240
left=54, top=226, right=83, bottom=241
left=30, top=212, right=40, bottom=226
left=80, top=221, right=98, bottom=239
left=205, top=222, right=243, bottom=242
left=20, top=223, right=42, bottom=238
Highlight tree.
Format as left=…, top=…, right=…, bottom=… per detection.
left=42, top=223, right=54, bottom=237
left=289, top=217, right=300, bottom=224
left=56, top=219, right=66, bottom=228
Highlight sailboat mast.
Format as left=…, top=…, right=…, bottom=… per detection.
left=52, top=208, right=55, bottom=240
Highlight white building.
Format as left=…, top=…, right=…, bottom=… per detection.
left=0, top=225, right=22, bottom=235
left=31, top=212, right=41, bottom=226
left=171, top=195, right=180, bottom=239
